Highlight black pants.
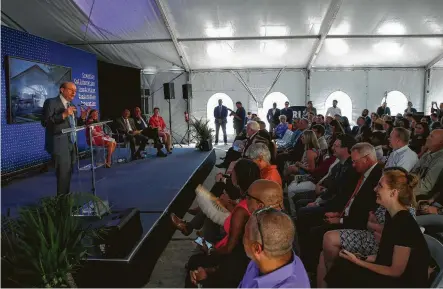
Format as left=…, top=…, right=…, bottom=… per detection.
left=53, top=143, right=76, bottom=195
left=126, top=133, right=148, bottom=157
left=141, top=127, right=162, bottom=149
left=215, top=121, right=227, bottom=144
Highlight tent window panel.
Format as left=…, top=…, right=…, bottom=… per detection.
left=381, top=91, right=409, bottom=116
left=258, top=92, right=289, bottom=130
left=206, top=93, right=235, bottom=136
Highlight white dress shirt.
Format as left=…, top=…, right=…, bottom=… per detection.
left=342, top=162, right=378, bottom=220
left=385, top=145, right=418, bottom=172
left=124, top=118, right=132, bottom=132
left=326, top=106, right=342, bottom=117
left=59, top=94, right=69, bottom=109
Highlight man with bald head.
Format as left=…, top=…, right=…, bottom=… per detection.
left=239, top=209, right=310, bottom=288
left=42, top=81, right=88, bottom=195
left=246, top=179, right=284, bottom=213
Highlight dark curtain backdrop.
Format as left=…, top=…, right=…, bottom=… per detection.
left=98, top=61, right=140, bottom=120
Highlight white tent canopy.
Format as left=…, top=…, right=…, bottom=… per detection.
left=2, top=0, right=443, bottom=71
left=2, top=0, right=443, bottom=140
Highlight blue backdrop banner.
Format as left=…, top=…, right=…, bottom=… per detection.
left=1, top=26, right=99, bottom=173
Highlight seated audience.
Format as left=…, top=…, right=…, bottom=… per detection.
left=275, top=119, right=310, bottom=176
left=411, top=129, right=443, bottom=200
left=431, top=102, right=443, bottom=117
left=369, top=131, right=385, bottom=162
left=216, top=121, right=270, bottom=168
left=286, top=130, right=320, bottom=176
left=274, top=115, right=288, bottom=139
left=324, top=116, right=333, bottom=137
left=133, top=107, right=167, bottom=157
left=327, top=119, right=345, bottom=149
left=245, top=143, right=282, bottom=186
left=239, top=208, right=310, bottom=288
left=171, top=159, right=261, bottom=238
left=409, top=121, right=430, bottom=157
left=352, top=116, right=365, bottom=136
left=115, top=109, right=148, bottom=160
left=86, top=109, right=116, bottom=168
left=323, top=168, right=430, bottom=288
left=385, top=127, right=418, bottom=171
left=430, top=113, right=439, bottom=128
left=148, top=107, right=172, bottom=153
left=362, top=109, right=371, bottom=127
left=312, top=124, right=328, bottom=152
left=302, top=143, right=383, bottom=272
left=355, top=124, right=372, bottom=143
left=187, top=180, right=283, bottom=288
left=341, top=116, right=352, bottom=135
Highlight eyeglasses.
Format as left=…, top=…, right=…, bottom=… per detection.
left=252, top=207, right=279, bottom=250
left=352, top=153, right=369, bottom=164
left=245, top=192, right=264, bottom=204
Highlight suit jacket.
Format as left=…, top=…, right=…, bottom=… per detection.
left=267, top=108, right=281, bottom=125
left=343, top=163, right=383, bottom=229
left=233, top=107, right=246, bottom=129
left=214, top=105, right=229, bottom=123
left=323, top=157, right=360, bottom=211
left=376, top=106, right=391, bottom=116
left=115, top=117, right=137, bottom=135
left=42, top=96, right=84, bottom=154
left=242, top=131, right=270, bottom=158
left=133, top=115, right=149, bottom=130
left=280, top=108, right=293, bottom=124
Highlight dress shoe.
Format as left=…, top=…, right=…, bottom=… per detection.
left=170, top=213, right=191, bottom=236
left=215, top=163, right=227, bottom=169
left=157, top=151, right=167, bottom=157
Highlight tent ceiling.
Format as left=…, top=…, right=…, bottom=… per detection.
left=2, top=0, right=443, bottom=70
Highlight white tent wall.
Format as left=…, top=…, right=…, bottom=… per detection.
left=190, top=70, right=306, bottom=119
left=310, top=69, right=425, bottom=123
left=148, top=72, right=189, bottom=142
left=427, top=69, right=443, bottom=114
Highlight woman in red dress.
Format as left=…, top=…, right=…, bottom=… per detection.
left=86, top=109, right=116, bottom=168
left=148, top=107, right=172, bottom=153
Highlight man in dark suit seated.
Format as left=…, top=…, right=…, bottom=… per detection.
left=133, top=107, right=166, bottom=157
left=266, top=102, right=281, bottom=133
left=214, top=99, right=229, bottom=145
left=216, top=121, right=269, bottom=168
left=302, top=143, right=383, bottom=271
left=42, top=81, right=88, bottom=195
left=115, top=109, right=148, bottom=160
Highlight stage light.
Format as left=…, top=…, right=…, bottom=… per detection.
left=377, top=21, right=406, bottom=35
left=260, top=25, right=289, bottom=36
left=260, top=40, right=287, bottom=56
left=325, top=39, right=349, bottom=56
left=373, top=41, right=404, bottom=56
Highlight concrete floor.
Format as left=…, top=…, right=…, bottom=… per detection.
left=145, top=146, right=227, bottom=287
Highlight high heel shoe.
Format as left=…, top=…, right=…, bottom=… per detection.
left=105, top=163, right=111, bottom=168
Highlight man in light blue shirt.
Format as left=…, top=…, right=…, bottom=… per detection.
left=239, top=208, right=310, bottom=288
left=385, top=127, right=418, bottom=171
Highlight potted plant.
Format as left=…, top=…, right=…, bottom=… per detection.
left=1, top=193, right=107, bottom=288
left=190, top=117, right=214, bottom=151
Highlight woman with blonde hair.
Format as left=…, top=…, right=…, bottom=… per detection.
left=286, top=130, right=319, bottom=175
left=322, top=167, right=430, bottom=288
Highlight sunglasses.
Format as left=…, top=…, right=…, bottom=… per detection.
left=252, top=207, right=279, bottom=250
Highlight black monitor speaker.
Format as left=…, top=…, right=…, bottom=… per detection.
left=163, top=83, right=175, bottom=99
left=144, top=89, right=150, bottom=96
left=182, top=84, right=192, bottom=99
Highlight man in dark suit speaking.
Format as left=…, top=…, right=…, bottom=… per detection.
left=42, top=81, right=87, bottom=195
left=214, top=99, right=228, bottom=145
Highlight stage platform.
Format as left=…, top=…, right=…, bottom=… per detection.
left=1, top=147, right=216, bottom=287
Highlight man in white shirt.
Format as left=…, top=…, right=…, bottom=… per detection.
left=325, top=100, right=342, bottom=117
left=385, top=127, right=418, bottom=171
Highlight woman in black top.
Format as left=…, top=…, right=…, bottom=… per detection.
left=324, top=167, right=430, bottom=288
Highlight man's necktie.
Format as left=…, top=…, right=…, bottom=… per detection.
left=340, top=176, right=364, bottom=218
left=67, top=103, right=76, bottom=144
